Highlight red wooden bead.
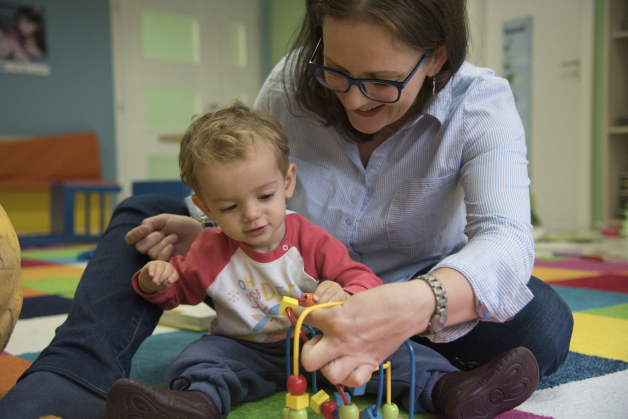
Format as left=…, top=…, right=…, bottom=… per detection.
left=286, top=374, right=307, bottom=396
left=320, top=401, right=338, bottom=419
left=303, top=293, right=315, bottom=307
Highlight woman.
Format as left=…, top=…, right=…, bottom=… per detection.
left=0, top=1, right=572, bottom=418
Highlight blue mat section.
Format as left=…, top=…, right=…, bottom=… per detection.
left=19, top=295, right=73, bottom=319
left=537, top=351, right=628, bottom=390
left=129, top=330, right=206, bottom=385
left=550, top=285, right=628, bottom=312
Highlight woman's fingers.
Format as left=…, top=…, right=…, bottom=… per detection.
left=146, top=233, right=178, bottom=260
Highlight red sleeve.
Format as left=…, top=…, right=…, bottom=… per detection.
left=291, top=214, right=383, bottom=294
left=131, top=228, right=237, bottom=310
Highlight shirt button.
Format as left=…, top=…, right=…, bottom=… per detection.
left=345, top=217, right=353, bottom=225
left=283, top=245, right=289, bottom=251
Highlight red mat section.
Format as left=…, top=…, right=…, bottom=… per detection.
left=546, top=274, right=628, bottom=294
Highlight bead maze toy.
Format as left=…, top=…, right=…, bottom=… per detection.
left=278, top=295, right=417, bottom=419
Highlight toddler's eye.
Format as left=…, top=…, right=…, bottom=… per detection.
left=220, top=204, right=237, bottom=213
left=260, top=193, right=275, bottom=200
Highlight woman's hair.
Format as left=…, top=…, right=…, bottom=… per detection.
left=284, top=0, right=468, bottom=143
left=179, top=101, right=290, bottom=194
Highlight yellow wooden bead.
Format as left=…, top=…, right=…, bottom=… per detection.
left=279, top=296, right=299, bottom=316
left=310, top=389, right=330, bottom=413
left=286, top=393, right=309, bottom=410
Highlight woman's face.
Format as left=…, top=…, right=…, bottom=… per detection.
left=321, top=17, right=432, bottom=135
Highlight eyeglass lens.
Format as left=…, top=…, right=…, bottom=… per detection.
left=314, top=68, right=399, bottom=103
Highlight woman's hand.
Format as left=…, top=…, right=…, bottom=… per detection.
left=125, top=214, right=204, bottom=261
left=298, top=280, right=436, bottom=387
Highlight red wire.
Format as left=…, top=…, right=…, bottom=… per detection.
left=336, top=384, right=350, bottom=406
left=285, top=307, right=309, bottom=343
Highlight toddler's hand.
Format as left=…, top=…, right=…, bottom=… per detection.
left=139, top=260, right=179, bottom=294
left=312, top=281, right=350, bottom=305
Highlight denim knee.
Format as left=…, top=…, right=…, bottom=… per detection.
left=527, top=277, right=574, bottom=376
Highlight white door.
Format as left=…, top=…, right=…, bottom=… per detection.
left=468, top=0, right=594, bottom=231
left=110, top=0, right=261, bottom=197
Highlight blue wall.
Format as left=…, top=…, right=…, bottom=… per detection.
left=0, top=0, right=116, bottom=181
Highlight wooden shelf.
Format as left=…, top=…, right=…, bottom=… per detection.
left=613, top=30, right=628, bottom=39
left=608, top=126, right=628, bottom=134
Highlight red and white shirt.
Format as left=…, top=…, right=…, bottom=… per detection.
left=133, top=212, right=382, bottom=343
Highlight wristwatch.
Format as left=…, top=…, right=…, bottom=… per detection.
left=414, top=274, right=448, bottom=336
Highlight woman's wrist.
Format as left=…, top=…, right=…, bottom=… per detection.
left=431, top=267, right=479, bottom=327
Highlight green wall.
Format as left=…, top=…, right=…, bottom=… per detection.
left=269, top=0, right=306, bottom=68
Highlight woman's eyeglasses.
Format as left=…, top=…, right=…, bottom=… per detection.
left=308, top=37, right=426, bottom=104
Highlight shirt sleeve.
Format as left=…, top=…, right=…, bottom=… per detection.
left=131, top=229, right=226, bottom=310
left=427, top=76, right=535, bottom=343
left=296, top=216, right=383, bottom=294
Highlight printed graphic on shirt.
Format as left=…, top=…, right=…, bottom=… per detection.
left=208, top=246, right=319, bottom=342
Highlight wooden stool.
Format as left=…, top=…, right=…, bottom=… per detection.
left=0, top=204, right=22, bottom=352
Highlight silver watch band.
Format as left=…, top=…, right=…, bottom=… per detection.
left=414, top=274, right=448, bottom=336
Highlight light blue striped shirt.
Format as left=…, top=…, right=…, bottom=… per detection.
left=254, top=59, right=534, bottom=342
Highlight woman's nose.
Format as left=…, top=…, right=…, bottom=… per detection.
left=343, top=85, right=371, bottom=110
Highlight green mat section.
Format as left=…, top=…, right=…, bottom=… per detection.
left=582, top=303, right=628, bottom=320
left=21, top=245, right=95, bottom=260
left=22, top=276, right=81, bottom=299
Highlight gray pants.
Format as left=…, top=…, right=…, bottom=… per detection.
left=165, top=334, right=457, bottom=418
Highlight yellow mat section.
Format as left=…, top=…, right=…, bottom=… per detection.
left=570, top=312, right=628, bottom=362
left=21, top=265, right=86, bottom=281
left=532, top=266, right=600, bottom=282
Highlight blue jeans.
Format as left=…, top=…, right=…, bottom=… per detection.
left=0, top=195, right=573, bottom=419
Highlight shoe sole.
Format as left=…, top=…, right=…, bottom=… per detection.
left=106, top=379, right=210, bottom=419
left=451, top=347, right=540, bottom=419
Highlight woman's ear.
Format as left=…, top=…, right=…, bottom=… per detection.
left=284, top=163, right=297, bottom=199
left=191, top=194, right=215, bottom=221
left=427, top=45, right=448, bottom=77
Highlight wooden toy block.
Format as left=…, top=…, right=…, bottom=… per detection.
left=348, top=382, right=366, bottom=396
left=279, top=296, right=299, bottom=316
left=310, top=389, right=330, bottom=413
left=286, top=392, right=309, bottom=410
left=334, top=391, right=351, bottom=405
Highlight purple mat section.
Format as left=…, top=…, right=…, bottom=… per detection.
left=0, top=351, right=9, bottom=356
left=534, top=258, right=628, bottom=273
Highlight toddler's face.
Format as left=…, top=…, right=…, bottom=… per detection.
left=192, top=145, right=296, bottom=253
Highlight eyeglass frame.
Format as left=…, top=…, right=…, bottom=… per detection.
left=308, top=37, right=427, bottom=104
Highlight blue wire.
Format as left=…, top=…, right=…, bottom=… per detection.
left=284, top=323, right=318, bottom=393
left=405, top=340, right=416, bottom=419
left=374, top=362, right=384, bottom=413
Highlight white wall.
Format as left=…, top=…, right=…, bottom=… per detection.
left=467, top=0, right=594, bottom=231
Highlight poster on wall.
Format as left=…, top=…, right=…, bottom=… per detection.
left=502, top=16, right=533, bottom=165
left=0, top=4, right=49, bottom=76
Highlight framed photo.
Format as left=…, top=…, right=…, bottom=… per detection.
left=0, top=3, right=49, bottom=76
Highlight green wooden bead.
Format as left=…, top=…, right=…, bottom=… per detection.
left=288, top=408, right=308, bottom=419
left=380, top=403, right=400, bottom=419
left=282, top=407, right=291, bottom=419
left=338, top=403, right=360, bottom=419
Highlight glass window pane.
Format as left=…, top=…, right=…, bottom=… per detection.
left=142, top=11, right=200, bottom=63
left=144, top=84, right=200, bottom=132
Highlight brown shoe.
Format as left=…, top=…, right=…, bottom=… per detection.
left=106, top=376, right=220, bottom=419
left=432, top=347, right=539, bottom=419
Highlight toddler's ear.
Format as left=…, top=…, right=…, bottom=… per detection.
left=284, top=163, right=297, bottom=199
left=191, top=194, right=215, bottom=221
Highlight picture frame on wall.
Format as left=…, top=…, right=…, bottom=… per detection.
left=0, top=3, right=49, bottom=76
